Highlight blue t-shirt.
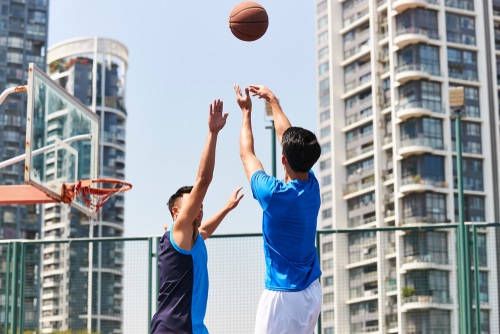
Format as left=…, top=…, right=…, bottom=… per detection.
left=251, top=169, right=322, bottom=291
left=150, top=225, right=209, bottom=334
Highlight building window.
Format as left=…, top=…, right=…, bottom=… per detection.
left=322, top=208, right=332, bottom=219
left=446, top=13, right=476, bottom=45
left=322, top=175, right=332, bottom=187
left=323, top=276, right=334, bottom=287
left=317, top=0, right=327, bottom=13
left=322, top=190, right=332, bottom=202
left=320, top=159, right=331, bottom=171
left=452, top=157, right=483, bottom=191
left=322, top=141, right=331, bottom=154
left=320, top=109, right=330, bottom=122
left=318, top=15, right=328, bottom=29
left=318, top=31, right=328, bottom=45
left=397, top=44, right=440, bottom=76
left=319, top=62, right=329, bottom=75
left=322, top=259, right=333, bottom=271
left=323, top=292, right=334, bottom=304
left=322, top=241, right=333, bottom=253
left=448, top=48, right=478, bottom=81
left=318, top=46, right=329, bottom=60
left=320, top=125, right=331, bottom=139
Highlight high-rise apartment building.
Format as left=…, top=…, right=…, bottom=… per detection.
left=315, top=0, right=500, bottom=332
left=0, top=0, right=49, bottom=329
left=39, top=37, right=128, bottom=333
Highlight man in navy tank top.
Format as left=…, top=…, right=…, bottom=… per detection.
left=151, top=99, right=243, bottom=334
left=234, top=84, right=323, bottom=334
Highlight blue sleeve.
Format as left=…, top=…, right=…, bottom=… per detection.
left=250, top=170, right=277, bottom=211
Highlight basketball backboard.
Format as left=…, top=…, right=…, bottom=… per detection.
left=24, top=63, right=99, bottom=217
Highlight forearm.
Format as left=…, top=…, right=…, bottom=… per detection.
left=269, top=96, right=291, bottom=145
left=199, top=207, right=231, bottom=239
left=240, top=110, right=255, bottom=158
left=197, top=131, right=218, bottom=185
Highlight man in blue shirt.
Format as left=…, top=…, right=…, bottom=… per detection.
left=151, top=99, right=243, bottom=334
left=234, top=84, right=322, bottom=333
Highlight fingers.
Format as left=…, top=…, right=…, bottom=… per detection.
left=210, top=99, right=223, bottom=114
left=244, top=87, right=250, bottom=99
left=233, top=84, right=241, bottom=97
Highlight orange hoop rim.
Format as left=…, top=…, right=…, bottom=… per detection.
left=61, top=179, right=132, bottom=215
left=76, top=178, right=132, bottom=195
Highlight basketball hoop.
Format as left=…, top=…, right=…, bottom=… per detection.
left=62, top=179, right=132, bottom=216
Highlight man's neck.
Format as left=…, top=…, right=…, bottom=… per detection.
left=284, top=170, right=309, bottom=183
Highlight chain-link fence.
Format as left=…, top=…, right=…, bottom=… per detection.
left=1, top=224, right=499, bottom=333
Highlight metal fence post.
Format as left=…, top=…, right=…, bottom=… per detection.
left=10, top=242, right=19, bottom=334
left=4, top=242, right=11, bottom=334
left=19, top=242, right=26, bottom=333
left=148, top=237, right=153, bottom=332
left=473, top=225, right=481, bottom=332
left=316, top=232, right=322, bottom=334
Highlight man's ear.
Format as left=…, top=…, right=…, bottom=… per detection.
left=281, top=155, right=287, bottom=166
left=171, top=206, right=180, bottom=219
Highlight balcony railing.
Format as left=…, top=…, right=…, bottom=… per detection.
left=445, top=0, right=474, bottom=11
left=403, top=293, right=452, bottom=305
left=401, top=175, right=446, bottom=188
left=401, top=215, right=449, bottom=225
left=403, top=253, right=449, bottom=265
left=395, top=27, right=439, bottom=40
left=396, top=63, right=440, bottom=77
left=400, top=136, right=445, bottom=150
left=346, top=107, right=373, bottom=126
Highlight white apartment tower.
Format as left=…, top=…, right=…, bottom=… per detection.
left=315, top=0, right=500, bottom=333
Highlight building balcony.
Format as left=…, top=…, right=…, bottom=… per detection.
left=344, top=39, right=371, bottom=61
left=445, top=0, right=474, bottom=11
left=401, top=293, right=452, bottom=311
left=346, top=145, right=374, bottom=160
left=395, top=64, right=439, bottom=84
left=394, top=27, right=439, bottom=48
left=402, top=253, right=450, bottom=269
left=345, top=107, right=373, bottom=128
left=401, top=215, right=450, bottom=226
left=396, top=100, right=445, bottom=121
left=348, top=215, right=377, bottom=228
left=399, top=137, right=445, bottom=157
left=392, top=0, right=439, bottom=13
left=400, top=175, right=447, bottom=194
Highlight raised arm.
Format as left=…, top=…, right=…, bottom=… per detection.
left=198, top=186, right=244, bottom=240
left=234, top=84, right=265, bottom=181
left=248, top=85, right=291, bottom=146
left=173, top=99, right=228, bottom=251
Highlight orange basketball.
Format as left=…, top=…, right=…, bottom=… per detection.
left=229, top=2, right=269, bottom=42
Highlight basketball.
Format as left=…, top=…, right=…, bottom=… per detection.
left=229, top=2, right=269, bottom=42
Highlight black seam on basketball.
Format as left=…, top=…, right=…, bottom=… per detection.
left=231, top=28, right=262, bottom=38
left=230, top=21, right=268, bottom=25
left=230, top=7, right=266, bottom=18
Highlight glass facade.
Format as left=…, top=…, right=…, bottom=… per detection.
left=43, top=38, right=128, bottom=334
left=0, top=0, right=48, bottom=330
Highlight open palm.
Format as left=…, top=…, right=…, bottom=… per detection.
left=208, top=99, right=228, bottom=133
left=234, top=84, right=252, bottom=111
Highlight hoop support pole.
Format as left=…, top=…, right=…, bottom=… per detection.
left=0, top=85, right=27, bottom=106
left=0, top=185, right=58, bottom=204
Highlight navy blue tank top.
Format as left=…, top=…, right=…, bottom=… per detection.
left=150, top=227, right=209, bottom=334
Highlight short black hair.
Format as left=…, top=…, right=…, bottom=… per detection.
left=282, top=127, right=321, bottom=173
left=167, top=186, right=193, bottom=218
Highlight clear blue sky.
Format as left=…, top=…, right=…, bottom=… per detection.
left=48, top=1, right=318, bottom=332
left=49, top=0, right=318, bottom=237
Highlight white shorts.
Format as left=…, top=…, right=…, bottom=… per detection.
left=254, top=280, right=322, bottom=334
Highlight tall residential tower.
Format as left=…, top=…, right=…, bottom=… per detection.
left=315, top=0, right=500, bottom=333
left=0, top=0, right=49, bottom=329
left=39, top=37, right=128, bottom=333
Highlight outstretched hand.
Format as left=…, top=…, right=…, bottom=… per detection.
left=209, top=99, right=228, bottom=133
left=249, top=85, right=275, bottom=102
left=234, top=84, right=252, bottom=111
left=225, top=186, right=244, bottom=211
